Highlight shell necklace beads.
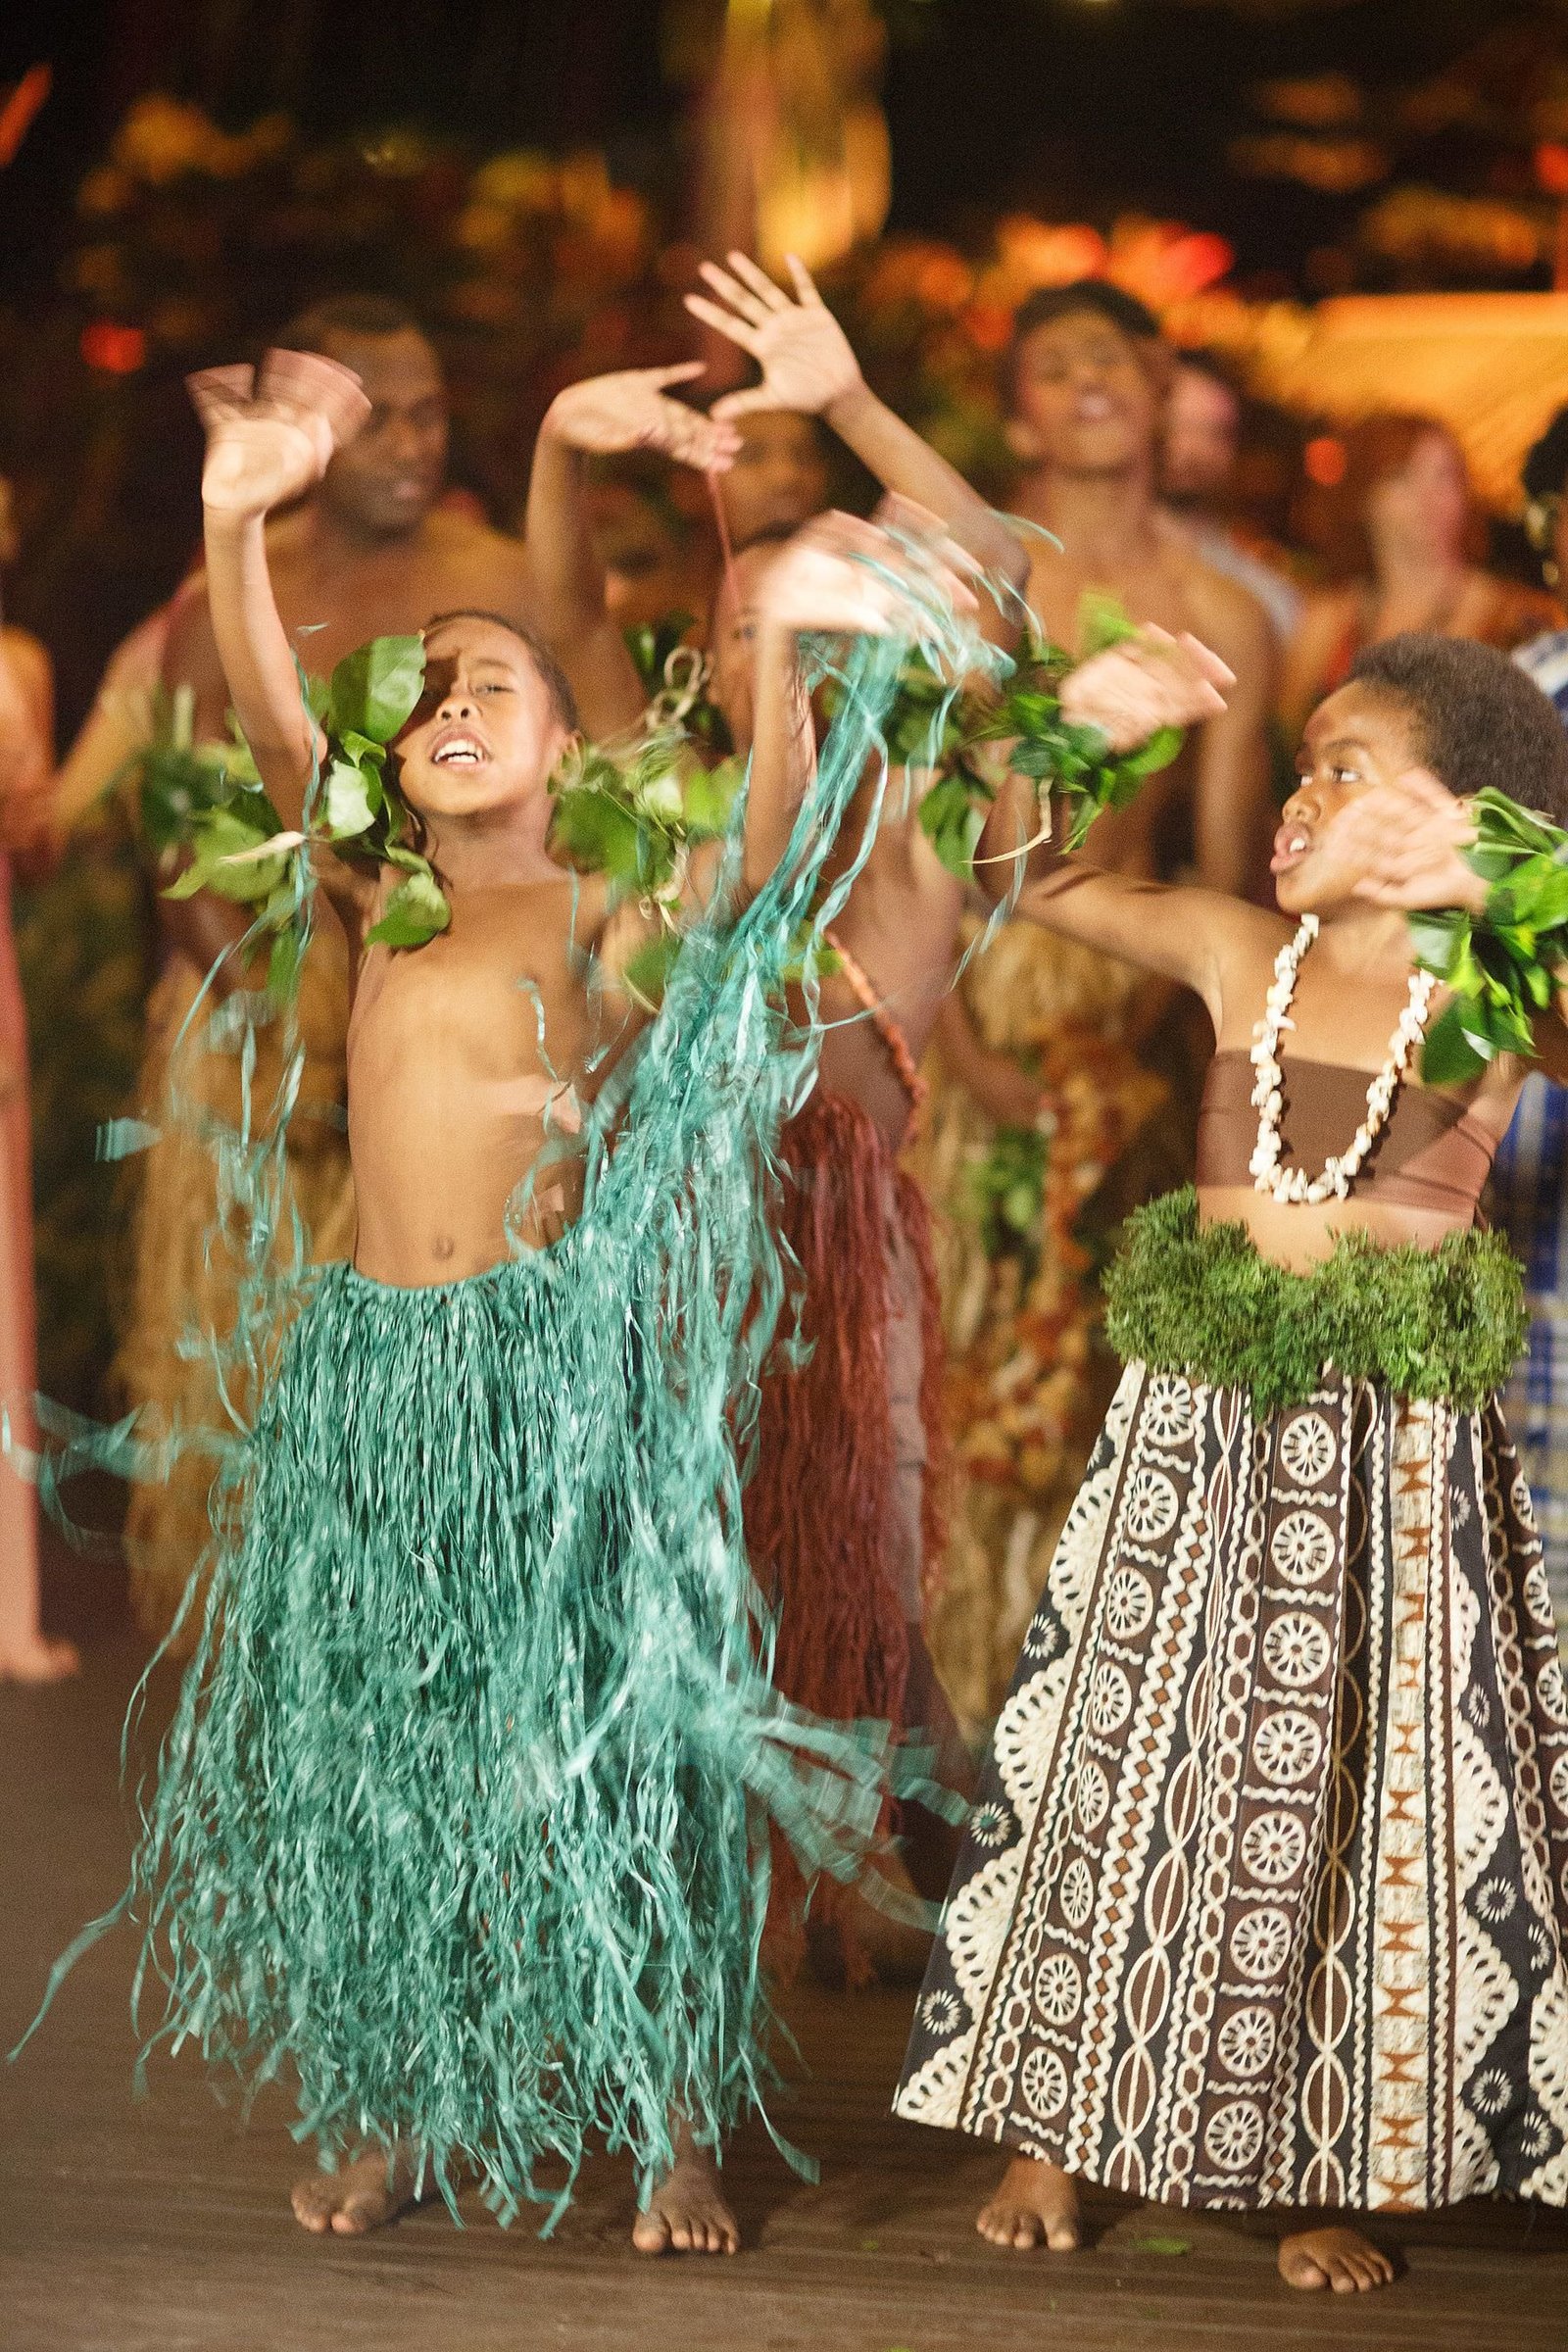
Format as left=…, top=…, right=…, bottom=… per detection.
left=1249, top=914, right=1437, bottom=1206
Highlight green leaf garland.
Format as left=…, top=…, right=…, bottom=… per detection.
left=1410, top=786, right=1568, bottom=1084
left=141, top=634, right=450, bottom=963
left=866, top=612, right=1189, bottom=884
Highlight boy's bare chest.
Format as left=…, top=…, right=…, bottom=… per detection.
left=347, top=893, right=600, bottom=1095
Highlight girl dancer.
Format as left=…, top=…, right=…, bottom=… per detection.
left=896, top=632, right=1568, bottom=2291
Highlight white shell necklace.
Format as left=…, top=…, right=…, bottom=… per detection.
left=1249, top=914, right=1437, bottom=1206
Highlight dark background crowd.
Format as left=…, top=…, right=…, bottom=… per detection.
left=3, top=0, right=1568, bottom=1406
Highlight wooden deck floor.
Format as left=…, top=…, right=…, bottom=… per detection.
left=5, top=1595, right=1568, bottom=2352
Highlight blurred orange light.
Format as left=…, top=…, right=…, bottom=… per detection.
left=80, top=320, right=147, bottom=373
left=1538, top=144, right=1568, bottom=198
left=1304, top=434, right=1347, bottom=487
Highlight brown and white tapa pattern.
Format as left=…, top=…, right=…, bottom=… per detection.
left=895, top=1365, right=1568, bottom=2209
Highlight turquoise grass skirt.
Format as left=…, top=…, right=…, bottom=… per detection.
left=124, top=1236, right=886, bottom=2222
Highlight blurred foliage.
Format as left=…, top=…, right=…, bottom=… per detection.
left=15, top=823, right=148, bottom=1412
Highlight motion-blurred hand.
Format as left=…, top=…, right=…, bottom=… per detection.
left=541, top=364, right=740, bottom=472
left=1334, top=768, right=1486, bottom=913
left=190, top=349, right=370, bottom=521
left=1059, top=624, right=1233, bottom=754
left=753, top=509, right=979, bottom=640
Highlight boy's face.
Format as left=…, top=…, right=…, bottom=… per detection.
left=395, top=619, right=571, bottom=821
left=1274, top=682, right=1430, bottom=914
left=318, top=328, right=449, bottom=540
left=1007, top=310, right=1165, bottom=478
left=712, top=411, right=829, bottom=551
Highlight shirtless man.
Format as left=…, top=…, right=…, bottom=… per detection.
left=164, top=294, right=535, bottom=741
left=1005, top=281, right=1275, bottom=901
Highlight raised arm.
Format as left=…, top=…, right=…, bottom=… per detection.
left=741, top=510, right=979, bottom=901
left=989, top=623, right=1264, bottom=1017
left=1187, top=567, right=1278, bottom=901
left=687, top=254, right=1027, bottom=623
left=192, top=353, right=368, bottom=828
left=526, top=367, right=739, bottom=741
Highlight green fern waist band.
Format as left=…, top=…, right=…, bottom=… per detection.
left=1102, top=1187, right=1527, bottom=1413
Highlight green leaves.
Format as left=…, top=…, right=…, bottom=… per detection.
left=919, top=765, right=992, bottom=880
left=1411, top=789, right=1568, bottom=1082
left=322, top=756, right=383, bottom=841
left=366, top=868, right=452, bottom=950
left=325, top=634, right=425, bottom=746
left=162, top=798, right=291, bottom=905
left=547, top=736, right=735, bottom=904
left=904, top=608, right=1190, bottom=883
left=965, top=1121, right=1049, bottom=1273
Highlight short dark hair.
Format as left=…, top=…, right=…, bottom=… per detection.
left=422, top=610, right=579, bottom=733
left=1524, top=405, right=1568, bottom=504
left=278, top=293, right=428, bottom=357
left=1005, top=278, right=1162, bottom=413
left=1348, top=631, right=1568, bottom=824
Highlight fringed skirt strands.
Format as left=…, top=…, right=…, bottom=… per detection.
left=896, top=1194, right=1568, bottom=2211
left=746, top=1085, right=949, bottom=1736
left=126, top=1241, right=888, bottom=2223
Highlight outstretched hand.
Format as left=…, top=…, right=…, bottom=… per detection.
left=1058, top=625, right=1234, bottom=753
left=190, top=349, right=370, bottom=521
left=753, top=506, right=979, bottom=640
left=1331, top=768, right=1488, bottom=912
left=541, top=364, right=740, bottom=472
left=686, top=253, right=862, bottom=421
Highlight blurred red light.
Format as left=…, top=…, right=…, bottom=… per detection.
left=80, top=321, right=147, bottom=374
left=1303, top=434, right=1347, bottom=487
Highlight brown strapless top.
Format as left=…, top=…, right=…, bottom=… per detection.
left=1197, top=1050, right=1496, bottom=1221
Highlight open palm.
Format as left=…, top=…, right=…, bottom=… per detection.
left=544, top=365, right=739, bottom=472
left=686, top=253, right=861, bottom=419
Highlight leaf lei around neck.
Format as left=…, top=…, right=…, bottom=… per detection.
left=158, top=633, right=451, bottom=968
left=1407, top=785, right=1568, bottom=1084
left=908, top=594, right=1186, bottom=885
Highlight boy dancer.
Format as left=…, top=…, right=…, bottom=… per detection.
left=78, top=346, right=979, bottom=2253
left=528, top=259, right=1232, bottom=1933
left=895, top=633, right=1568, bottom=2289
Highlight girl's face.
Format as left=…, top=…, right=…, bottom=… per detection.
left=1364, top=430, right=1467, bottom=563
left=1272, top=682, right=1431, bottom=915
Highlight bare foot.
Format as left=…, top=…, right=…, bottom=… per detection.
left=977, top=2152, right=1083, bottom=2251
left=632, top=2132, right=739, bottom=2256
left=1278, top=2226, right=1396, bottom=2292
left=290, top=2145, right=422, bottom=2236
left=0, top=1633, right=77, bottom=1684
